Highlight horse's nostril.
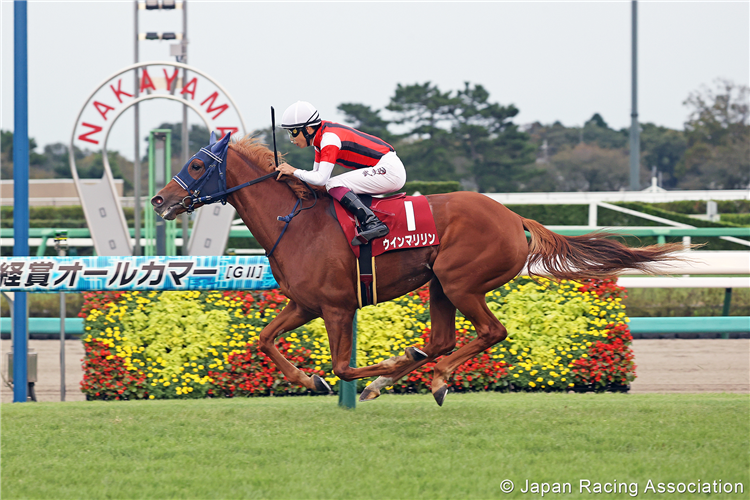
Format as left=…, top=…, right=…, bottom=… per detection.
left=151, top=195, right=164, bottom=207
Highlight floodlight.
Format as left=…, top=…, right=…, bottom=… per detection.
left=162, top=0, right=176, bottom=9
left=145, top=32, right=159, bottom=40
left=161, top=32, right=176, bottom=40
left=145, top=0, right=159, bottom=10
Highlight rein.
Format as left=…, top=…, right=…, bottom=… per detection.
left=179, top=171, right=278, bottom=210
left=266, top=178, right=317, bottom=258
left=265, top=107, right=318, bottom=257
left=173, top=129, right=319, bottom=259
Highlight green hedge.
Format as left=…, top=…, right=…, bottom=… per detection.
left=647, top=199, right=750, bottom=215
left=615, top=202, right=744, bottom=228
left=1, top=206, right=137, bottom=228
left=718, top=213, right=750, bottom=226
left=402, top=181, right=461, bottom=195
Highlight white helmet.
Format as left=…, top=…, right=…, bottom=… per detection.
left=280, top=101, right=321, bottom=129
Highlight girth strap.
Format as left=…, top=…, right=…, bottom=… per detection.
left=356, top=242, right=377, bottom=308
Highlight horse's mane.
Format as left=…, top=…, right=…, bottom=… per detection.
left=229, top=135, right=325, bottom=200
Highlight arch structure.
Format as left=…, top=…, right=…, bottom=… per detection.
left=69, top=61, right=246, bottom=256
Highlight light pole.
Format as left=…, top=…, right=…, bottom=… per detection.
left=134, top=0, right=187, bottom=255
left=629, top=0, right=640, bottom=191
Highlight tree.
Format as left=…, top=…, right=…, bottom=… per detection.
left=385, top=82, right=536, bottom=191
left=640, top=123, right=687, bottom=189
left=0, top=130, right=79, bottom=179
left=383, top=82, right=459, bottom=183
left=524, top=121, right=582, bottom=159
left=684, top=79, right=748, bottom=147
left=449, top=83, right=537, bottom=192
left=337, top=103, right=398, bottom=145
left=581, top=114, right=628, bottom=150
left=75, top=150, right=132, bottom=192
left=524, top=114, right=628, bottom=163
left=386, top=82, right=456, bottom=139
left=531, top=143, right=638, bottom=192
left=148, top=122, right=210, bottom=161
left=679, top=79, right=749, bottom=189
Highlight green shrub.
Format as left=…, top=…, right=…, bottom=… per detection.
left=720, top=213, right=750, bottom=226
left=648, top=200, right=750, bottom=215
left=616, top=202, right=743, bottom=228
left=402, top=181, right=461, bottom=195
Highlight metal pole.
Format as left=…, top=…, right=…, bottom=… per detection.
left=59, top=292, right=66, bottom=401
left=629, top=0, right=640, bottom=191
left=338, top=313, right=357, bottom=409
left=721, top=288, right=733, bottom=339
left=56, top=232, right=67, bottom=401
left=13, top=0, right=29, bottom=403
left=181, top=0, right=189, bottom=254
left=154, top=132, right=167, bottom=256
left=722, top=288, right=733, bottom=316
left=134, top=0, right=142, bottom=255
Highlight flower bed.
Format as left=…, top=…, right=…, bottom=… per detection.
left=80, top=278, right=634, bottom=400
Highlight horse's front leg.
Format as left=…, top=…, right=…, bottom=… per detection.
left=258, top=300, right=329, bottom=392
left=324, top=308, right=419, bottom=383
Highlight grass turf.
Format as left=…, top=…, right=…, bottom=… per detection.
left=2, top=392, right=748, bottom=499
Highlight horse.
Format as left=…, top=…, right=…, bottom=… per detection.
left=151, top=134, right=683, bottom=406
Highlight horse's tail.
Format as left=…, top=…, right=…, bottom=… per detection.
left=520, top=217, right=686, bottom=281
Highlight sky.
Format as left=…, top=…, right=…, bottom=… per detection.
left=1, top=0, right=748, bottom=162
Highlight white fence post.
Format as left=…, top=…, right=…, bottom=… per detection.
left=588, top=203, right=598, bottom=227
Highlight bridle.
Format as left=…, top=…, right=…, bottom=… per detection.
left=172, top=131, right=277, bottom=212
left=172, top=131, right=318, bottom=257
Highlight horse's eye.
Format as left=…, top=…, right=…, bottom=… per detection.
left=191, top=162, right=202, bottom=171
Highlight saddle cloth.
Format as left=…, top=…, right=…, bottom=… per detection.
left=332, top=193, right=440, bottom=258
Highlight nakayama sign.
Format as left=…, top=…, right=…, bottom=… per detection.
left=69, top=62, right=246, bottom=256
left=74, top=61, right=245, bottom=147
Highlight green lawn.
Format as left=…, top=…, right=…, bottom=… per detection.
left=2, top=393, right=748, bottom=499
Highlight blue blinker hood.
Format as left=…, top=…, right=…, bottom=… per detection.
left=172, top=131, right=233, bottom=211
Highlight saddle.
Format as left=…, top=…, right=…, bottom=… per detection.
left=331, top=193, right=440, bottom=308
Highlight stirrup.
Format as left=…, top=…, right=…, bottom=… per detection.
left=351, top=223, right=389, bottom=246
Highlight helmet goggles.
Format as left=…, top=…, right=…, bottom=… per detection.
left=287, top=127, right=303, bottom=139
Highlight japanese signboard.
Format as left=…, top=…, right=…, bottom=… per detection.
left=0, top=256, right=277, bottom=292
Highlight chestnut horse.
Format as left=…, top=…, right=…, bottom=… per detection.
left=152, top=136, right=681, bottom=405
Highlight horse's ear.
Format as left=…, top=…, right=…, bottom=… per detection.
left=209, top=130, right=217, bottom=145
left=217, top=131, right=231, bottom=146
left=209, top=130, right=232, bottom=155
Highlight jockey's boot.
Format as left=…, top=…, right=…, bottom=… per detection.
left=339, top=191, right=389, bottom=246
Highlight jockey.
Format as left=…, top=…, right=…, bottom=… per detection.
left=275, top=100, right=406, bottom=245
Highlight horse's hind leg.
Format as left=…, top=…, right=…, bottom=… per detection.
left=360, top=277, right=457, bottom=401
left=258, top=300, right=328, bottom=392
left=430, top=291, right=508, bottom=406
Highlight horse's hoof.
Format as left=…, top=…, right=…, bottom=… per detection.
left=312, top=374, right=332, bottom=393
left=359, top=386, right=381, bottom=402
left=406, top=346, right=428, bottom=362
left=433, top=385, right=449, bottom=406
